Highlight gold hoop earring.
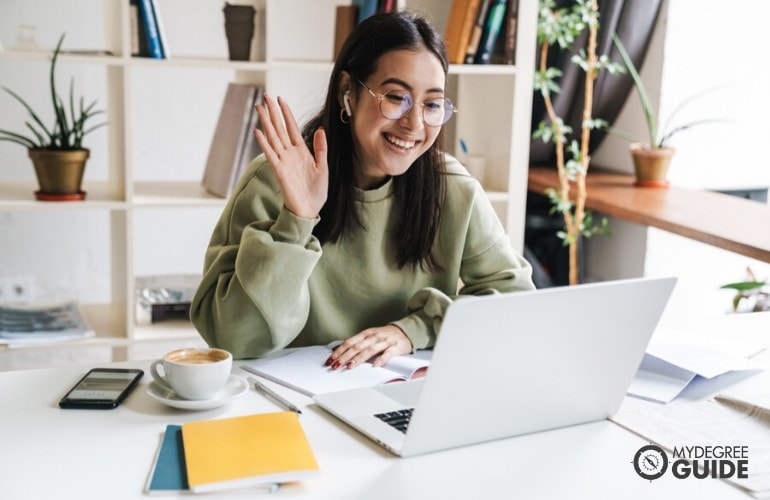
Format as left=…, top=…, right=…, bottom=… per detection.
left=340, top=109, right=350, bottom=124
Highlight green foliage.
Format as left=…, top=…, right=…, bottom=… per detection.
left=609, top=34, right=724, bottom=149
left=720, top=267, right=769, bottom=313
left=534, top=0, right=610, bottom=245
left=0, top=33, right=106, bottom=150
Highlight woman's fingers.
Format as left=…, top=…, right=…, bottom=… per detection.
left=325, top=326, right=412, bottom=370
left=278, top=95, right=304, bottom=147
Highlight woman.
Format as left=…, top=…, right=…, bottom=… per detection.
left=190, top=11, right=534, bottom=370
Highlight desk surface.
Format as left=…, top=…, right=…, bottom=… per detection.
left=528, top=166, right=770, bottom=263
left=1, top=312, right=768, bottom=500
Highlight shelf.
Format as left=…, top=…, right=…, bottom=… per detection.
left=0, top=182, right=126, bottom=210
left=528, top=166, right=770, bottom=263
left=448, top=64, right=517, bottom=76
left=0, top=49, right=124, bottom=66
left=128, top=56, right=269, bottom=71
left=133, top=181, right=227, bottom=208
left=132, top=320, right=200, bottom=342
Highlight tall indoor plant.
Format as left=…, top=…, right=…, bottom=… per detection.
left=0, top=33, right=106, bottom=200
left=606, top=34, right=723, bottom=187
left=532, top=0, right=619, bottom=285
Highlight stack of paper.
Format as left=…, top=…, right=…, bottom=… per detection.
left=627, top=330, right=765, bottom=404
left=613, top=392, right=770, bottom=497
left=145, top=412, right=319, bottom=494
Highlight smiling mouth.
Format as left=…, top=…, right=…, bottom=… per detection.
left=385, top=133, right=416, bottom=150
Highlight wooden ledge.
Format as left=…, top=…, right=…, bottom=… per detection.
left=527, top=166, right=770, bottom=263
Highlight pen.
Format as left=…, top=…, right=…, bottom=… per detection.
left=248, top=376, right=302, bottom=414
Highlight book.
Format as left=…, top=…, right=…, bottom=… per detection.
left=378, top=0, right=397, bottom=13
left=137, top=0, right=163, bottom=59
left=232, top=87, right=264, bottom=192
left=181, top=412, right=319, bottom=493
left=129, top=0, right=140, bottom=56
left=474, top=0, right=507, bottom=64
left=145, top=424, right=280, bottom=495
left=497, top=0, right=518, bottom=64
left=0, top=301, right=95, bottom=347
left=464, top=0, right=493, bottom=64
left=445, top=0, right=482, bottom=65
left=353, top=0, right=378, bottom=24
left=145, top=425, right=187, bottom=494
left=242, top=344, right=432, bottom=397
left=333, top=5, right=358, bottom=61
left=149, top=0, right=170, bottom=58
left=202, top=83, right=261, bottom=198
left=129, top=0, right=149, bottom=57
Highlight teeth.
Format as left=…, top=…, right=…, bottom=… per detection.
left=385, top=134, right=415, bottom=149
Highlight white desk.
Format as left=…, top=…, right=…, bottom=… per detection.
left=1, top=312, right=767, bottom=499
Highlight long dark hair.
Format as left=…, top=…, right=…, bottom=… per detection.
left=302, top=11, right=449, bottom=273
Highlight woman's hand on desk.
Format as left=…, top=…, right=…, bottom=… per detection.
left=325, top=325, right=413, bottom=370
left=254, top=93, right=329, bottom=220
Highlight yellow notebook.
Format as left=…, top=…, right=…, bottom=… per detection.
left=181, top=412, right=319, bottom=493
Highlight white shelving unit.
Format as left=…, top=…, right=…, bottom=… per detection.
left=0, top=0, right=536, bottom=369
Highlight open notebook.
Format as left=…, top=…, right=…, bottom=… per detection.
left=242, top=344, right=431, bottom=396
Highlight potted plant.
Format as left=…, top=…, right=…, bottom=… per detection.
left=720, top=268, right=769, bottom=313
left=0, top=33, right=106, bottom=200
left=607, top=34, right=722, bottom=187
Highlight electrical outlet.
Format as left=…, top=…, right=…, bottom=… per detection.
left=0, top=276, right=34, bottom=304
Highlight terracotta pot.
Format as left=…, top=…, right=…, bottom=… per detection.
left=629, top=143, right=674, bottom=188
left=28, top=148, right=89, bottom=201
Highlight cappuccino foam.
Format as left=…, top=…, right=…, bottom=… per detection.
left=167, top=349, right=228, bottom=365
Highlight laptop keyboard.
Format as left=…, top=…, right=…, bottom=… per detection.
left=374, top=408, right=414, bottom=434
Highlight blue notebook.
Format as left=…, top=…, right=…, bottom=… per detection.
left=146, top=425, right=187, bottom=493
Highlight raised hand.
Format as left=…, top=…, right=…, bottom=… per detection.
left=254, top=94, right=329, bottom=219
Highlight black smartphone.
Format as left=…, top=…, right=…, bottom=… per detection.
left=59, top=368, right=144, bottom=409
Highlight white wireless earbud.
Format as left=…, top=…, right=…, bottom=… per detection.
left=343, top=91, right=352, bottom=116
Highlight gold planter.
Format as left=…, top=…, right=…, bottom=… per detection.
left=28, top=148, right=89, bottom=201
left=629, top=143, right=674, bottom=188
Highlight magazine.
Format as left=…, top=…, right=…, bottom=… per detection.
left=0, top=301, right=94, bottom=347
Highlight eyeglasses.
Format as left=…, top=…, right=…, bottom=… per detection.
left=352, top=76, right=457, bottom=127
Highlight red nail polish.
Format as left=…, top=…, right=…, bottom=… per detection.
left=332, top=361, right=341, bottom=370
left=324, top=357, right=333, bottom=367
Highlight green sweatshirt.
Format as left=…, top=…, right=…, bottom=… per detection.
left=191, top=153, right=534, bottom=359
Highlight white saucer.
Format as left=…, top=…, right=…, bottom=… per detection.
left=146, top=375, right=249, bottom=410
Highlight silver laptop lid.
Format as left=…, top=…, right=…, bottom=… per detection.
left=400, top=277, right=677, bottom=456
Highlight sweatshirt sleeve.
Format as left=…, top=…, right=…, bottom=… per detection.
left=190, top=157, right=322, bottom=359
left=391, top=166, right=535, bottom=350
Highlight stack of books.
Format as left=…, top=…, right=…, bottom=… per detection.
left=145, top=412, right=319, bottom=494
left=444, top=0, right=519, bottom=65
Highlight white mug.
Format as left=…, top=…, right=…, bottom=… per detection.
left=150, top=347, right=232, bottom=400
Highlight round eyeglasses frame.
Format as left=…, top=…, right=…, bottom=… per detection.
left=351, top=76, right=457, bottom=127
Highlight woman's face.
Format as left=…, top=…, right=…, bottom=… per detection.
left=345, top=47, right=446, bottom=189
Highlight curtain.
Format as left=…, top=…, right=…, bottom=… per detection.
left=529, top=0, right=664, bottom=165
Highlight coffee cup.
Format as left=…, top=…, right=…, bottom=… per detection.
left=150, top=348, right=232, bottom=400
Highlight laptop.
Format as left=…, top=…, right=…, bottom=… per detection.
left=314, top=277, right=677, bottom=457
